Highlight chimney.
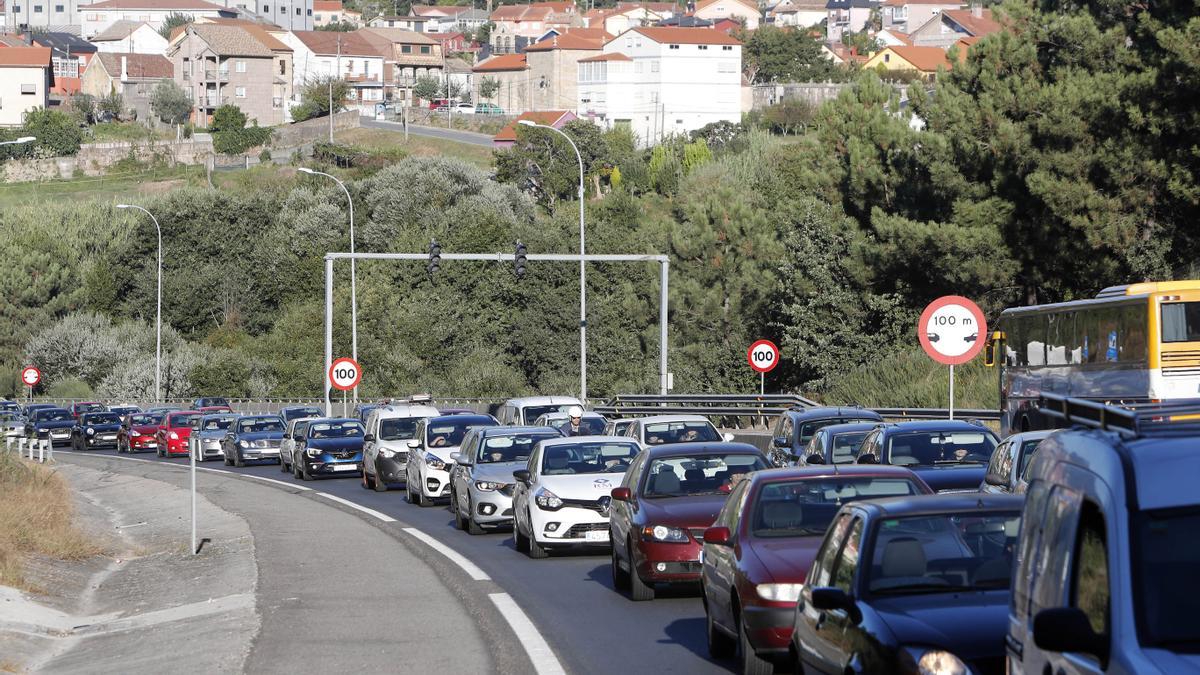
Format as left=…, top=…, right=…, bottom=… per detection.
left=971, top=3, right=982, bottom=17
left=121, top=55, right=128, bottom=81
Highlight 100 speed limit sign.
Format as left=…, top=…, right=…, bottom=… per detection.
left=328, top=357, right=361, bottom=391
left=747, top=340, right=779, bottom=374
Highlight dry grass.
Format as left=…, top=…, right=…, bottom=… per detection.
left=0, top=453, right=103, bottom=591
left=335, top=128, right=495, bottom=169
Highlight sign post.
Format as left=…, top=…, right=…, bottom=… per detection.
left=917, top=296, right=987, bottom=420
left=21, top=366, right=40, bottom=404
left=747, top=340, right=780, bottom=395
left=328, top=357, right=362, bottom=417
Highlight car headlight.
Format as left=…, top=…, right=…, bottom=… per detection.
left=534, top=487, right=562, bottom=510
left=86, top=428, right=95, bottom=435
left=642, top=525, right=689, bottom=543
left=475, top=480, right=502, bottom=492
left=379, top=448, right=394, bottom=459
left=169, top=431, right=178, bottom=440
left=900, top=648, right=969, bottom=675
left=306, top=448, right=320, bottom=457
left=756, top=583, right=804, bottom=602
left=424, top=453, right=446, bottom=470
left=238, top=440, right=249, bottom=448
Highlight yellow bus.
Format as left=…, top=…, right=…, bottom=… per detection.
left=985, top=281, right=1200, bottom=435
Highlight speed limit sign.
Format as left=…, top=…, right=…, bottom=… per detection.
left=747, top=340, right=779, bottom=374
left=328, top=357, right=361, bottom=391
left=21, top=366, right=40, bottom=387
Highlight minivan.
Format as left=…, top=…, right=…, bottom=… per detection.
left=495, top=396, right=582, bottom=426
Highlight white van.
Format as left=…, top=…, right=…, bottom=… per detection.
left=495, top=396, right=582, bottom=426
left=361, top=403, right=439, bottom=491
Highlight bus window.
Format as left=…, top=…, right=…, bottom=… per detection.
left=1162, top=302, right=1200, bottom=343
left=1047, top=312, right=1074, bottom=366
left=1119, top=304, right=1147, bottom=363
left=1025, top=315, right=1046, bottom=367
left=1004, top=318, right=1023, bottom=367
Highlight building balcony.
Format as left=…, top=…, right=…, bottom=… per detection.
left=204, top=70, right=230, bottom=82
left=199, top=94, right=228, bottom=108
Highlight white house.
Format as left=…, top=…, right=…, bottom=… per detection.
left=577, top=26, right=742, bottom=147
left=81, top=0, right=235, bottom=39
left=0, top=46, right=51, bottom=127
left=281, top=30, right=386, bottom=111
left=88, top=20, right=169, bottom=54
left=766, top=0, right=827, bottom=26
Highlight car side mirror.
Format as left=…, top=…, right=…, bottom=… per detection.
left=809, top=587, right=861, bottom=624
left=722, top=432, right=735, bottom=442
left=703, top=526, right=732, bottom=546
left=293, top=434, right=303, bottom=442
left=984, top=471, right=1006, bottom=487
left=611, top=487, right=632, bottom=502
left=453, top=452, right=471, bottom=466
left=512, top=469, right=531, bottom=484
left=772, top=437, right=788, bottom=448
left=806, top=455, right=824, bottom=465
left=363, top=433, right=375, bottom=443
left=407, top=439, right=421, bottom=449
left=1033, top=608, right=1109, bottom=662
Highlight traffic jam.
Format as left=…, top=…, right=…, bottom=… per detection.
left=8, top=284, right=1200, bottom=675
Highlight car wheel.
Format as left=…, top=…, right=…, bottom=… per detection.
left=628, top=540, right=655, bottom=601
left=466, top=500, right=484, bottom=535
left=739, top=612, right=773, bottom=675
left=611, top=536, right=631, bottom=591
left=706, top=599, right=736, bottom=659
left=415, top=484, right=430, bottom=507
left=514, top=519, right=530, bottom=553
left=301, top=461, right=313, bottom=481
left=280, top=454, right=290, bottom=472
left=234, top=452, right=245, bottom=468
left=361, top=466, right=373, bottom=490
left=406, top=476, right=418, bottom=504
left=157, top=445, right=164, bottom=458
left=293, top=459, right=302, bottom=480
left=525, top=512, right=548, bottom=559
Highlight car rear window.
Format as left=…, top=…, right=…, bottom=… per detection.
left=887, top=431, right=997, bottom=466
left=643, top=453, right=768, bottom=496
left=753, top=477, right=922, bottom=538
left=644, top=421, right=720, bottom=444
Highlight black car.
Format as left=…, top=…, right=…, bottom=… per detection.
left=193, top=397, right=230, bottom=409
left=799, top=422, right=881, bottom=465
left=24, top=403, right=56, bottom=418
left=291, top=417, right=365, bottom=480
left=109, top=405, right=141, bottom=417
left=280, top=405, right=323, bottom=423
left=768, top=407, right=884, bottom=466
left=222, top=415, right=286, bottom=467
left=25, top=407, right=76, bottom=446
left=71, top=411, right=123, bottom=451
left=790, top=493, right=1023, bottom=675
left=854, top=420, right=999, bottom=493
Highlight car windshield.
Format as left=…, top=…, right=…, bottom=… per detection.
left=426, top=419, right=489, bottom=447
left=75, top=404, right=104, bottom=413
left=310, top=421, right=364, bottom=439
left=644, top=421, right=720, bottom=444
left=522, top=405, right=570, bottom=422
left=168, top=414, right=199, bottom=427
left=285, top=407, right=322, bottom=421
left=643, top=453, right=769, bottom=497
left=550, top=417, right=606, bottom=435
left=130, top=413, right=161, bottom=426
left=1136, top=507, right=1200, bottom=648
left=887, top=430, right=997, bottom=466
left=798, top=417, right=878, bottom=444
left=477, top=432, right=559, bottom=463
left=83, top=413, right=120, bottom=425
left=753, top=478, right=924, bottom=538
left=203, top=417, right=235, bottom=431
left=0, top=412, right=19, bottom=422
left=830, top=431, right=870, bottom=463
left=199, top=398, right=229, bottom=407
left=867, top=512, right=1021, bottom=595
left=540, top=441, right=640, bottom=474
left=39, top=410, right=72, bottom=422
left=1016, top=439, right=1044, bottom=477
left=238, top=418, right=284, bottom=434
left=379, top=417, right=421, bottom=441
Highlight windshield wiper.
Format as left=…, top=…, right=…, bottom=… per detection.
left=933, top=459, right=984, bottom=465
left=872, top=583, right=974, bottom=595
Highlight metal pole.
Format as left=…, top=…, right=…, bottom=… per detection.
left=304, top=169, right=358, bottom=404
left=949, top=365, right=955, bottom=420
left=760, top=371, right=764, bottom=396
left=324, top=257, right=334, bottom=416
left=116, top=204, right=162, bottom=404
left=659, top=260, right=668, bottom=396
left=190, top=438, right=197, bottom=555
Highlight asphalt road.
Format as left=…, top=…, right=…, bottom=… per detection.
left=361, top=118, right=495, bottom=147
left=65, top=446, right=733, bottom=675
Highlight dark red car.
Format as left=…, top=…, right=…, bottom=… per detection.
left=156, top=410, right=201, bottom=457
left=609, top=442, right=770, bottom=601
left=70, top=401, right=107, bottom=419
left=198, top=405, right=234, bottom=414
left=118, top=412, right=164, bottom=454
left=700, top=465, right=933, bottom=673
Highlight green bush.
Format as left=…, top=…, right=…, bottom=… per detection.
left=213, top=125, right=272, bottom=156
left=259, top=147, right=272, bottom=163
left=821, top=346, right=998, bottom=410
left=210, top=104, right=247, bottom=133
left=21, top=109, right=83, bottom=157
left=46, top=377, right=95, bottom=399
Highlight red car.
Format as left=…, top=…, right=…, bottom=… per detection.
left=70, top=401, right=107, bottom=419
left=198, top=405, right=234, bottom=414
left=156, top=410, right=202, bottom=457
left=609, top=442, right=771, bottom=601
left=118, top=412, right=164, bottom=454
left=700, top=465, right=933, bottom=673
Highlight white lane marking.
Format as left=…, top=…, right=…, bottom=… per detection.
left=489, top=592, right=566, bottom=675
left=317, top=492, right=395, bottom=522
left=242, top=473, right=311, bottom=491
left=401, top=527, right=490, bottom=581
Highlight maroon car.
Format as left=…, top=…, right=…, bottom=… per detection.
left=700, top=465, right=933, bottom=673
left=118, top=412, right=164, bottom=454
left=609, top=442, right=771, bottom=601
left=70, top=401, right=107, bottom=419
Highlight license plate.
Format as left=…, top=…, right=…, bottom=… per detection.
left=332, top=464, right=358, bottom=472
left=101, top=435, right=116, bottom=441
left=585, top=530, right=610, bottom=542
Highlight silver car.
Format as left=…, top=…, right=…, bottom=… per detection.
left=449, top=426, right=562, bottom=533
left=189, top=414, right=238, bottom=461
left=280, top=417, right=317, bottom=474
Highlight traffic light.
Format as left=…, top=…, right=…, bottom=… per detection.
left=514, top=241, right=527, bottom=280
left=427, top=239, right=441, bottom=277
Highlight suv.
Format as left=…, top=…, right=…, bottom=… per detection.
left=495, top=396, right=583, bottom=426
left=291, top=418, right=365, bottom=480
left=767, top=406, right=883, bottom=466
left=854, top=420, right=998, bottom=493
left=1009, top=396, right=1200, bottom=675
left=361, top=403, right=439, bottom=492
left=980, top=429, right=1052, bottom=494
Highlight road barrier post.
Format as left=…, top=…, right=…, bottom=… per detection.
left=17, top=437, right=25, bottom=456
left=38, top=438, right=46, bottom=463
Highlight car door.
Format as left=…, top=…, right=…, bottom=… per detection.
left=1043, top=503, right=1109, bottom=675
left=513, top=444, right=539, bottom=533
left=703, top=479, right=751, bottom=633
left=610, top=452, right=647, bottom=562
left=818, top=516, right=868, bottom=673
left=454, top=432, right=479, bottom=512
left=796, top=514, right=856, bottom=673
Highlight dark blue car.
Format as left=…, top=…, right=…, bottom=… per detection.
left=280, top=405, right=323, bottom=423
left=221, top=415, right=285, bottom=467
left=71, top=411, right=123, bottom=451
left=853, top=420, right=999, bottom=493
left=291, top=417, right=365, bottom=480
left=25, top=407, right=76, bottom=446
left=790, top=493, right=1023, bottom=675
left=768, top=406, right=884, bottom=466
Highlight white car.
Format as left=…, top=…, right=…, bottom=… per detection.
left=454, top=102, right=476, bottom=114
left=280, top=417, right=317, bottom=474
left=623, top=414, right=733, bottom=448
left=511, top=436, right=641, bottom=558
left=405, top=413, right=498, bottom=506
left=532, top=411, right=608, bottom=436
left=361, top=403, right=439, bottom=492
left=495, top=395, right=583, bottom=426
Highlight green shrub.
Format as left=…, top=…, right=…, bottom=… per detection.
left=46, top=377, right=95, bottom=399
left=821, top=346, right=998, bottom=410
left=21, top=109, right=84, bottom=157
left=213, top=125, right=272, bottom=156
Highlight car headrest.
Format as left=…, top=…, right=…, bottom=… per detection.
left=545, top=447, right=571, bottom=470
left=761, top=501, right=804, bottom=530
left=881, top=537, right=927, bottom=578
left=652, top=470, right=681, bottom=494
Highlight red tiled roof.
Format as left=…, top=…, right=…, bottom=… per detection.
left=472, top=52, right=528, bottom=71
left=490, top=2, right=575, bottom=21
left=942, top=8, right=1001, bottom=37
left=524, top=27, right=611, bottom=51
left=292, top=30, right=385, bottom=56
left=694, top=0, right=757, bottom=12
left=577, top=51, right=632, bottom=62
left=313, top=0, right=342, bottom=10
left=882, top=0, right=961, bottom=5
left=494, top=110, right=575, bottom=142
left=629, top=26, right=742, bottom=45
left=95, top=52, right=172, bottom=78
left=0, top=46, right=50, bottom=67
left=618, top=1, right=678, bottom=12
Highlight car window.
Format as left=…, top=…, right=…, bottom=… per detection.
left=643, top=421, right=720, bottom=444
left=1032, top=486, right=1082, bottom=609
left=886, top=430, right=998, bottom=466
left=1071, top=509, right=1109, bottom=645
left=642, top=453, right=768, bottom=497
left=130, top=413, right=161, bottom=426
left=751, top=477, right=922, bottom=538
left=379, top=417, right=421, bottom=441
left=203, top=417, right=236, bottom=431
left=238, top=418, right=285, bottom=434
left=986, top=441, right=1010, bottom=483
left=426, top=418, right=492, bottom=447
left=309, top=421, right=364, bottom=438
left=868, top=512, right=1021, bottom=595
left=83, top=413, right=120, bottom=425
left=1135, top=505, right=1200, bottom=648
left=522, top=405, right=569, bottom=422
left=540, top=441, right=639, bottom=475
left=831, top=518, right=864, bottom=593
left=40, top=410, right=73, bottom=422
left=830, top=431, right=870, bottom=463
left=810, top=514, right=852, bottom=587
left=478, top=432, right=559, bottom=463
left=1016, top=439, right=1043, bottom=478
left=857, top=431, right=880, bottom=460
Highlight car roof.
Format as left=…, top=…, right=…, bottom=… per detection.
left=855, top=493, right=1024, bottom=518
left=238, top=414, right=282, bottom=420
left=37, top=407, right=70, bottom=414
left=200, top=413, right=237, bottom=420
left=817, top=422, right=884, bottom=435
left=372, top=404, right=439, bottom=419
left=537, top=435, right=639, bottom=448
left=747, top=465, right=927, bottom=485
left=1001, top=429, right=1054, bottom=443
left=476, top=425, right=559, bottom=437
left=307, top=417, right=360, bottom=424
left=504, top=396, right=582, bottom=406
left=637, top=414, right=713, bottom=424
left=538, top=411, right=605, bottom=420
left=878, top=420, right=995, bottom=434
left=787, top=406, right=883, bottom=421
left=643, top=441, right=762, bottom=459
left=282, top=405, right=323, bottom=411
left=427, top=414, right=494, bottom=424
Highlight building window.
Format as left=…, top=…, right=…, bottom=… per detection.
left=698, top=44, right=708, bottom=50
left=884, top=53, right=890, bottom=62
left=722, top=45, right=732, bottom=51
left=54, top=4, right=63, bottom=10
left=420, top=45, right=430, bottom=54
left=295, top=7, right=301, bottom=14
left=668, top=43, right=679, bottom=49
left=650, top=60, right=659, bottom=72
left=21, top=84, right=36, bottom=94
left=279, top=60, right=286, bottom=75
left=307, top=8, right=312, bottom=14
left=236, top=60, right=246, bottom=72
left=236, top=86, right=246, bottom=97
left=401, top=44, right=411, bottom=53
left=12, top=5, right=21, bottom=12
left=33, top=4, right=43, bottom=11
left=314, top=13, right=321, bottom=19
left=263, top=4, right=269, bottom=10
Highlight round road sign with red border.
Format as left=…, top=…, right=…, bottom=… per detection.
left=747, top=340, right=780, bottom=374
left=918, top=296, right=987, bottom=366
left=328, top=357, right=361, bottom=391
left=21, top=366, right=41, bottom=387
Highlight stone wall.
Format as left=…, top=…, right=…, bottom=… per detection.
left=399, top=107, right=513, bottom=135
left=1, top=138, right=215, bottom=182
left=271, top=110, right=361, bottom=148
left=752, top=82, right=855, bottom=110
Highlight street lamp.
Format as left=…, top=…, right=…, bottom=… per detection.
left=299, top=167, right=358, bottom=402
left=518, top=119, right=588, bottom=402
left=0, top=136, right=36, bottom=146
left=115, top=204, right=162, bottom=406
